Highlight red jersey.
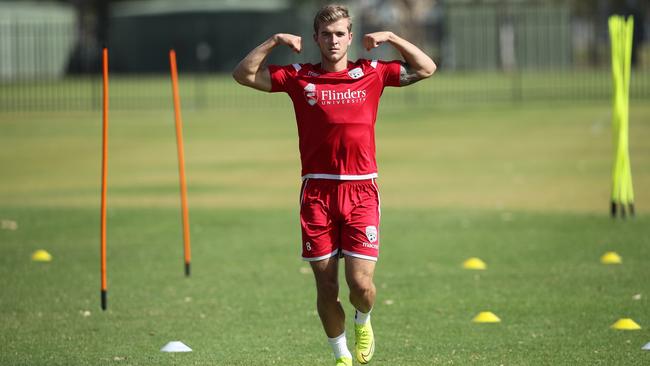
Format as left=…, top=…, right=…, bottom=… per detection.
left=269, top=59, right=402, bottom=180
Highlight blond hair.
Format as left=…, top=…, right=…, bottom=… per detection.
left=313, top=4, right=352, bottom=33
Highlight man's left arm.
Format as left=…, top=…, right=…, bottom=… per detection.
left=363, top=32, right=437, bottom=86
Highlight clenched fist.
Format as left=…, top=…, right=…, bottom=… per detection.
left=274, top=33, right=302, bottom=53
left=362, top=32, right=394, bottom=51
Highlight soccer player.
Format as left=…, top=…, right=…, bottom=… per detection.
left=232, top=4, right=435, bottom=366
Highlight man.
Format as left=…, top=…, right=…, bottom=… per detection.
left=233, top=4, right=435, bottom=366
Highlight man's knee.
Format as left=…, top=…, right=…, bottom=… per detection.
left=311, top=258, right=340, bottom=301
left=316, top=277, right=339, bottom=301
left=347, top=276, right=375, bottom=298
left=345, top=257, right=377, bottom=299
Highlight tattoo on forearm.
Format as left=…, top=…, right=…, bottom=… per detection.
left=399, top=62, right=422, bottom=86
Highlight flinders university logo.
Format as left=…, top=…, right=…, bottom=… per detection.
left=303, top=83, right=318, bottom=106
left=303, top=83, right=367, bottom=106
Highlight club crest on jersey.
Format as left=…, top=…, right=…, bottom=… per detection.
left=348, top=67, right=364, bottom=79
left=303, top=83, right=318, bottom=106
left=365, top=226, right=378, bottom=243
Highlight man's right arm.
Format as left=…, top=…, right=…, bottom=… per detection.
left=232, top=33, right=302, bottom=92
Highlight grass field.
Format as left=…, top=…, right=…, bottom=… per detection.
left=1, top=101, right=649, bottom=365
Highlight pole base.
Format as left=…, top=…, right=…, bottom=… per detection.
left=185, top=262, right=191, bottom=277
left=611, top=202, right=637, bottom=219
left=101, top=290, right=107, bottom=310
left=620, top=204, right=627, bottom=218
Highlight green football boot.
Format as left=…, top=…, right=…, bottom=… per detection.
left=354, top=321, right=375, bottom=364
left=335, top=356, right=352, bottom=366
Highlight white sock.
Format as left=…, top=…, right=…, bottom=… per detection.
left=327, top=331, right=352, bottom=359
left=354, top=309, right=371, bottom=325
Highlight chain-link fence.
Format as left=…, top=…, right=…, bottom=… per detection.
left=1, top=1, right=648, bottom=112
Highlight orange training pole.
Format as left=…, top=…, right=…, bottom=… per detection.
left=169, top=49, right=192, bottom=277
left=100, top=48, right=109, bottom=310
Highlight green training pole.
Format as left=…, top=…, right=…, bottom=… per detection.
left=608, top=16, right=620, bottom=216
left=623, top=17, right=635, bottom=215
left=608, top=15, right=635, bottom=218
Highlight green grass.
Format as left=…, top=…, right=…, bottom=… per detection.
left=1, top=101, right=649, bottom=365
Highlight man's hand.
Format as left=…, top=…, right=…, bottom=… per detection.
left=275, top=33, right=302, bottom=53
left=362, top=32, right=394, bottom=51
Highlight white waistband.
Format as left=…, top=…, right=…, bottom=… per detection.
left=301, top=173, right=378, bottom=181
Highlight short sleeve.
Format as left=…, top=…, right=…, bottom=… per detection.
left=268, top=64, right=295, bottom=93
left=375, top=60, right=402, bottom=88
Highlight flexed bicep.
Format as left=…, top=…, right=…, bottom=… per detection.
left=233, top=33, right=301, bottom=92
left=250, top=66, right=273, bottom=92
left=367, top=31, right=435, bottom=86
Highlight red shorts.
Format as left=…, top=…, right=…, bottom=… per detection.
left=299, top=178, right=381, bottom=262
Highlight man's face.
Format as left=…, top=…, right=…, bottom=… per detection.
left=314, top=18, right=352, bottom=64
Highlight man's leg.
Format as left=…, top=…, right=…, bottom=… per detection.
left=311, top=256, right=345, bottom=337
left=345, top=256, right=376, bottom=364
left=311, top=257, right=352, bottom=365
left=345, top=257, right=376, bottom=312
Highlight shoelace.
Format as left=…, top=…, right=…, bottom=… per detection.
left=356, top=327, right=371, bottom=347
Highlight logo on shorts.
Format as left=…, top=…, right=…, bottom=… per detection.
left=362, top=242, right=379, bottom=249
left=348, top=67, right=364, bottom=79
left=365, top=226, right=378, bottom=243
left=303, top=83, right=318, bottom=106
